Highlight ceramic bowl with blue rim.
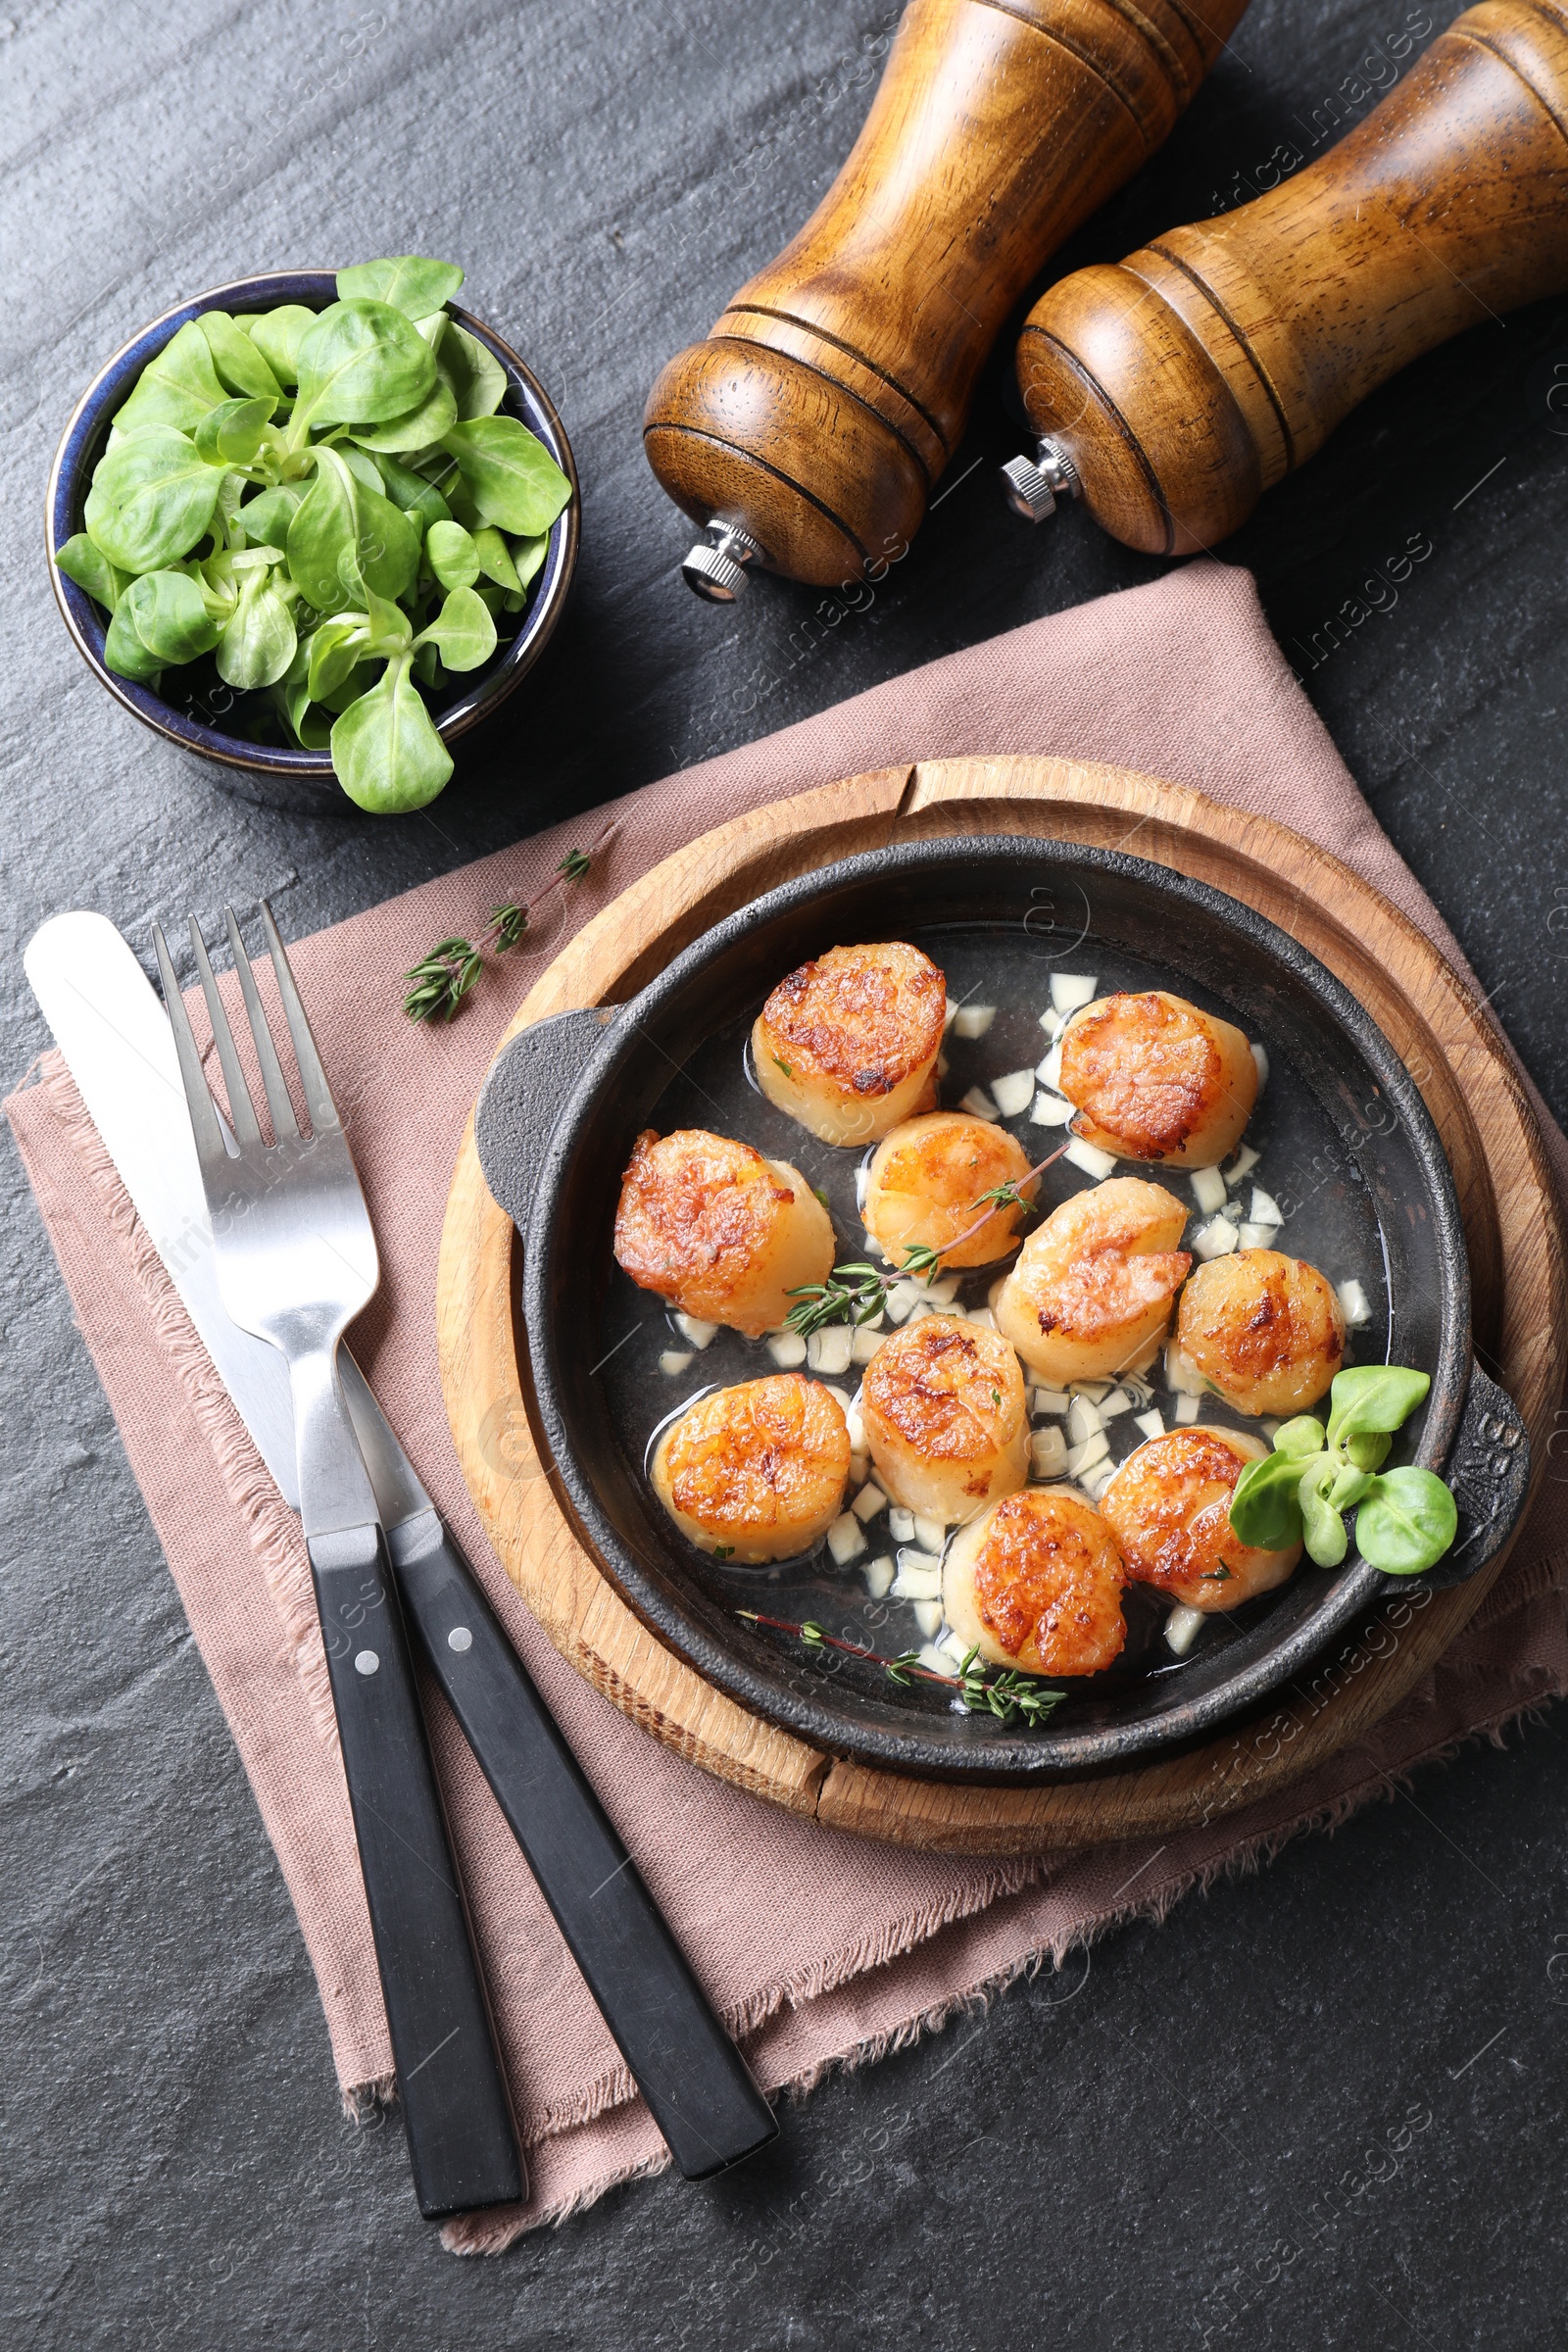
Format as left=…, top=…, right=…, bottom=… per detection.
left=46, top=270, right=579, bottom=816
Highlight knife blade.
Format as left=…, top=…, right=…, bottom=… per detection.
left=24, top=910, right=777, bottom=2181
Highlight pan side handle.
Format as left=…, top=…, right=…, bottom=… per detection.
left=474, top=1007, right=617, bottom=1239
left=1394, top=1359, right=1532, bottom=1592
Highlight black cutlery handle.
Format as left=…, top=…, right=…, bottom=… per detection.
left=309, top=1523, right=525, bottom=2218
left=388, top=1510, right=778, bottom=2179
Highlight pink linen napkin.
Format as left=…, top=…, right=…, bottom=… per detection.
left=9, top=559, right=1567, bottom=2253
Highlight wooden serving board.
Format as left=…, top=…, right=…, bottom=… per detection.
left=437, top=758, right=1566, bottom=1853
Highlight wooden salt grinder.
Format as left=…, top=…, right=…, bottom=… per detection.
left=1004, top=0, right=1568, bottom=553
left=643, top=0, right=1249, bottom=599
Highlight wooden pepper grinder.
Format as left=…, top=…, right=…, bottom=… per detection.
left=1004, top=0, right=1568, bottom=553
left=645, top=0, right=1250, bottom=598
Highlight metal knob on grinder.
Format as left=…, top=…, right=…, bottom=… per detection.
left=1002, top=0, right=1568, bottom=554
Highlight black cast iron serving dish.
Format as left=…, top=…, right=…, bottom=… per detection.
left=477, top=837, right=1530, bottom=1783
left=46, top=270, right=579, bottom=816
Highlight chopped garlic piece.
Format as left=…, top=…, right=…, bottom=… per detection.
left=1038, top=1005, right=1065, bottom=1040
left=916, top=1637, right=951, bottom=1672
left=1134, top=1407, right=1165, bottom=1441
left=827, top=1513, right=866, bottom=1567
left=885, top=1281, right=920, bottom=1324
left=1192, top=1214, right=1239, bottom=1261
left=953, top=1004, right=997, bottom=1039
left=991, top=1068, right=1037, bottom=1118
left=888, top=1507, right=916, bottom=1544
left=965, top=1306, right=997, bottom=1331
left=924, top=1276, right=960, bottom=1305
left=1165, top=1604, right=1204, bottom=1656
left=1174, top=1395, right=1200, bottom=1424
left=1067, top=1395, right=1103, bottom=1444
left=1250, top=1042, right=1269, bottom=1091
left=1051, top=972, right=1098, bottom=1015
left=1065, top=1431, right=1110, bottom=1478
left=1083, top=1463, right=1116, bottom=1501
left=938, top=1628, right=971, bottom=1668
left=913, top=1599, right=945, bottom=1637
left=1071, top=1380, right=1111, bottom=1402
left=1224, top=1144, right=1260, bottom=1189
left=850, top=1450, right=869, bottom=1488
left=1237, top=1223, right=1275, bottom=1250
left=807, top=1324, right=854, bottom=1376
left=1249, top=1187, right=1283, bottom=1229
left=815, top=1384, right=853, bottom=1413
left=1032, top=1387, right=1069, bottom=1417
left=674, top=1312, right=717, bottom=1348
left=913, top=1512, right=948, bottom=1555
left=767, top=1330, right=808, bottom=1369
left=1065, top=1137, right=1117, bottom=1181
left=853, top=1482, right=887, bottom=1523
left=658, top=1349, right=694, bottom=1376
left=1035, top=1041, right=1063, bottom=1092
left=1030, top=1425, right=1068, bottom=1478
left=892, top=1552, right=943, bottom=1599
left=1339, top=1278, right=1372, bottom=1328
left=960, top=1084, right=999, bottom=1120
left=1099, top=1387, right=1133, bottom=1419
left=851, top=1324, right=888, bottom=1364
left=863, top=1554, right=895, bottom=1599
left=1030, top=1090, right=1075, bottom=1129
left=1191, top=1165, right=1229, bottom=1215
left=936, top=1052, right=950, bottom=1080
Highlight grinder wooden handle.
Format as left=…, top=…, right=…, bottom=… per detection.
left=1007, top=0, right=1568, bottom=553
left=644, top=0, right=1249, bottom=597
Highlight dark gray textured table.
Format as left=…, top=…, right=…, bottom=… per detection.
left=5, top=3, right=1567, bottom=2345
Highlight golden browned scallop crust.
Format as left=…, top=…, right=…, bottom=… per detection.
left=860, top=1316, right=1028, bottom=1519
left=613, top=1128, right=835, bottom=1337
left=944, top=1488, right=1128, bottom=1676
left=1099, top=1426, right=1300, bottom=1610
left=651, top=1375, right=850, bottom=1561
left=1176, top=1250, right=1347, bottom=1416
left=862, top=1111, right=1037, bottom=1270
left=753, top=942, right=946, bottom=1144
left=994, top=1176, right=1191, bottom=1383
left=1057, top=991, right=1256, bottom=1167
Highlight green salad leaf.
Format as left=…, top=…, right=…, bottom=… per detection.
left=84, top=426, right=225, bottom=570
left=337, top=255, right=465, bottom=319
left=441, top=415, right=571, bottom=535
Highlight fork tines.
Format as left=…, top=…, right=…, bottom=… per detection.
left=151, top=902, right=341, bottom=1160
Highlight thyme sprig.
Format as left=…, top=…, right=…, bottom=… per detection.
left=738, top=1610, right=1065, bottom=1728
left=785, top=1134, right=1078, bottom=1337
left=403, top=824, right=614, bottom=1021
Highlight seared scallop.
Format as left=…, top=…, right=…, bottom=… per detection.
left=753, top=941, right=946, bottom=1146
left=613, top=1128, right=835, bottom=1338
left=1057, top=991, right=1256, bottom=1167
left=943, top=1488, right=1128, bottom=1676
left=1099, top=1426, right=1301, bottom=1610
left=863, top=1111, right=1037, bottom=1271
left=859, top=1317, right=1028, bottom=1522
left=994, top=1176, right=1191, bottom=1384
left=650, top=1375, right=850, bottom=1562
left=1177, top=1250, right=1346, bottom=1416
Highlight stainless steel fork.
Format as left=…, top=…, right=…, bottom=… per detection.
left=152, top=902, right=522, bottom=2221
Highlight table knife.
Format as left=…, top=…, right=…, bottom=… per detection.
left=24, top=910, right=777, bottom=2183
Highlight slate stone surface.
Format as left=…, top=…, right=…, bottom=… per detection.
left=3, top=2, right=1567, bottom=2345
